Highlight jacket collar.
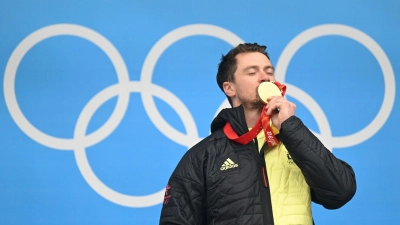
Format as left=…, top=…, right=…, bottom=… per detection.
left=210, top=105, right=249, bottom=136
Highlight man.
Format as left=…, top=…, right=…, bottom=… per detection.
left=160, top=43, right=356, bottom=225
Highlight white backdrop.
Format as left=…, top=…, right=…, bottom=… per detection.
left=1, top=1, right=399, bottom=224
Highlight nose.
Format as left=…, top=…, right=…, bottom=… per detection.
left=259, top=71, right=273, bottom=83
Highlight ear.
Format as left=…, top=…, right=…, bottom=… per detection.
left=223, top=81, right=235, bottom=97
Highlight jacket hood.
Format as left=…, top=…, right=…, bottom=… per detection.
left=210, top=105, right=249, bottom=136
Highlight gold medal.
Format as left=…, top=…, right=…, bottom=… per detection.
left=257, top=82, right=282, bottom=104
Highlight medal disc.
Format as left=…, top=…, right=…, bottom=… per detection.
left=257, top=82, right=282, bottom=104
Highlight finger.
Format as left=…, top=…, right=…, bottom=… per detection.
left=267, top=97, right=286, bottom=108
left=266, top=96, right=280, bottom=103
left=266, top=100, right=283, bottom=115
left=266, top=98, right=295, bottom=116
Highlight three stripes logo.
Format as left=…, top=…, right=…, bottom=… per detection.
left=220, top=158, right=239, bottom=171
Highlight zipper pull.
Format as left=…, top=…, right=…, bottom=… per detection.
left=261, top=167, right=268, bottom=188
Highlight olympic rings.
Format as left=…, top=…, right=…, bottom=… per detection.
left=3, top=24, right=131, bottom=150
left=3, top=23, right=395, bottom=207
left=140, top=24, right=244, bottom=147
left=74, top=82, right=187, bottom=207
left=275, top=24, right=395, bottom=148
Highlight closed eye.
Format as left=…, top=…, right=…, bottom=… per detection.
left=247, top=69, right=257, bottom=75
left=265, top=66, right=275, bottom=75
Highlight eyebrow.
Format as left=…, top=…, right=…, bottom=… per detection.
left=243, top=65, right=275, bottom=72
left=243, top=65, right=257, bottom=72
left=265, top=65, right=275, bottom=72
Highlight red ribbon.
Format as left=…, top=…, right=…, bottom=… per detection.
left=223, top=81, right=286, bottom=146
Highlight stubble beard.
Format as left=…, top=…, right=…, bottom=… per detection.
left=242, top=95, right=265, bottom=111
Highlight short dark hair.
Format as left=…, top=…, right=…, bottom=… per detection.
left=216, top=43, right=270, bottom=106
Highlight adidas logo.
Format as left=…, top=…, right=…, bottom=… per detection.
left=220, top=158, right=239, bottom=171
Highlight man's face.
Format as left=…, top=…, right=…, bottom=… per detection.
left=224, top=52, right=276, bottom=109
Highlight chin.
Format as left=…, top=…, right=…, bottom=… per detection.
left=247, top=100, right=264, bottom=110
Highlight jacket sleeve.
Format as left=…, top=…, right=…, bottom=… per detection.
left=159, top=149, right=206, bottom=225
left=278, top=116, right=356, bottom=209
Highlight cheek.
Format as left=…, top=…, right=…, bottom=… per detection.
left=235, top=80, right=258, bottom=96
left=238, top=86, right=257, bottom=99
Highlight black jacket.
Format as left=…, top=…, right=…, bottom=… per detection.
left=160, top=106, right=356, bottom=225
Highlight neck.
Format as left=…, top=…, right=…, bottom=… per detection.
left=244, top=107, right=262, bottom=128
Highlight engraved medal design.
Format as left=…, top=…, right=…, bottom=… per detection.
left=257, top=82, right=282, bottom=104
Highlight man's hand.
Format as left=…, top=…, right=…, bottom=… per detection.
left=265, top=96, right=296, bottom=130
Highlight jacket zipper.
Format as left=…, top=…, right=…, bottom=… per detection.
left=253, top=140, right=274, bottom=225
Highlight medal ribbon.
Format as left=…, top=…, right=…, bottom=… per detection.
left=223, top=81, right=286, bottom=146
